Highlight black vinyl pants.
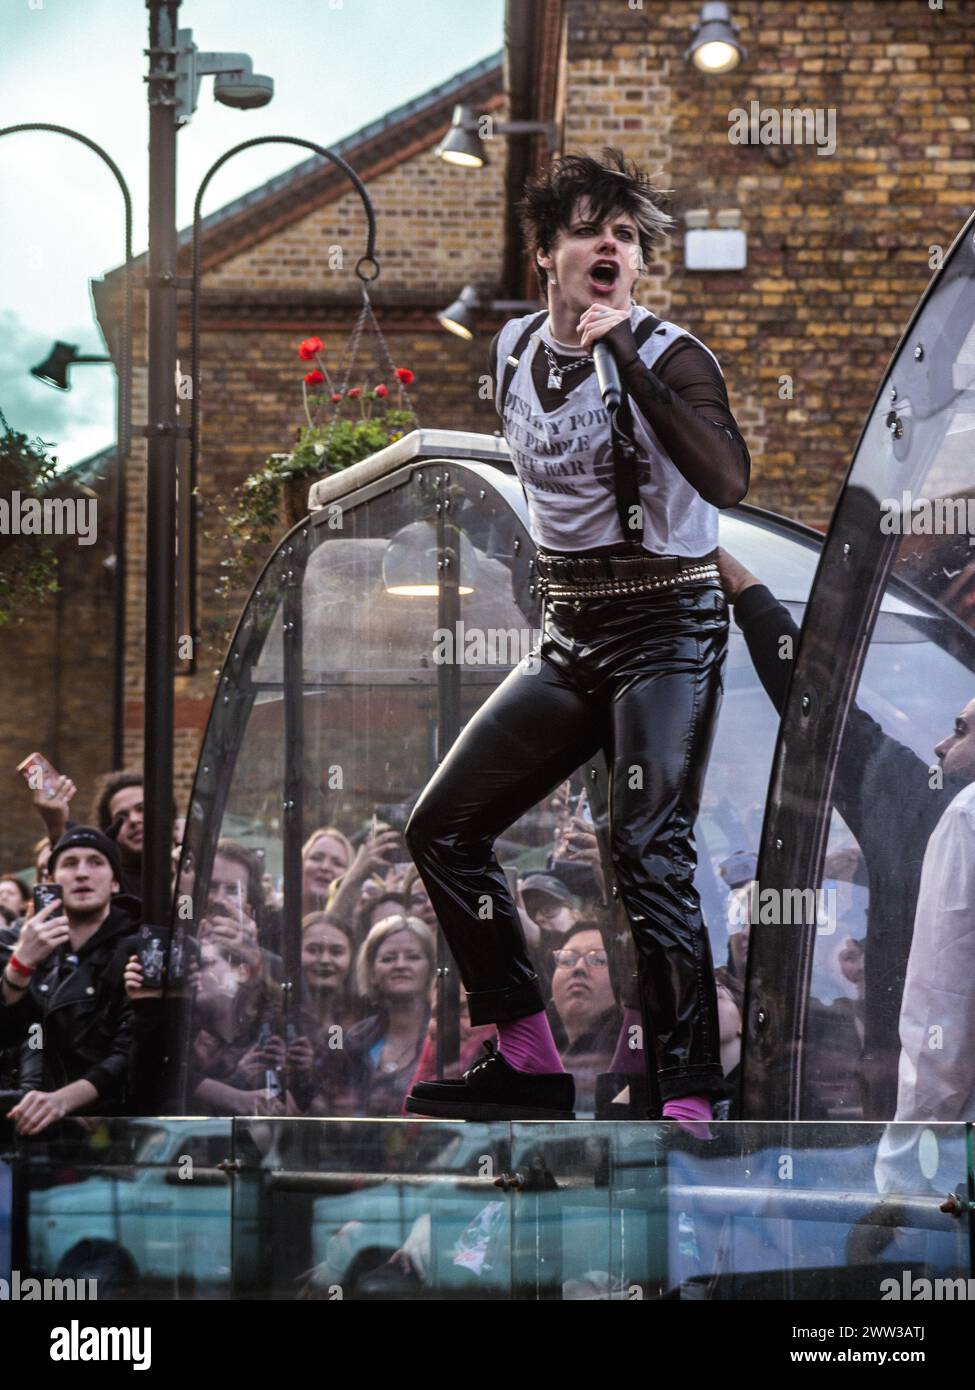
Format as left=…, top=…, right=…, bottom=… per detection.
left=404, top=574, right=729, bottom=1104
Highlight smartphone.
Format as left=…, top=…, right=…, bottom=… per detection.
left=33, top=882, right=63, bottom=915
left=17, top=752, right=61, bottom=799
left=137, top=925, right=167, bottom=990
left=574, top=787, right=594, bottom=827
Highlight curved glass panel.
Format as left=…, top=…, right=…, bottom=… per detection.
left=748, top=209, right=975, bottom=1141
left=166, top=444, right=861, bottom=1124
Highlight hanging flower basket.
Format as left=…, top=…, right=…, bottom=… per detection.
left=211, top=326, right=418, bottom=602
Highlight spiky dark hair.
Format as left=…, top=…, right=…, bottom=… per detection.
left=516, top=147, right=676, bottom=295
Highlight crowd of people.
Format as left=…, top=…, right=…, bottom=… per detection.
left=164, top=794, right=746, bottom=1122
left=0, top=751, right=747, bottom=1134
left=9, top=543, right=959, bottom=1140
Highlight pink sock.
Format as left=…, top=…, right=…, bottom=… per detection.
left=662, top=1095, right=713, bottom=1123
left=496, top=1011, right=566, bottom=1074
left=609, top=1007, right=644, bottom=1074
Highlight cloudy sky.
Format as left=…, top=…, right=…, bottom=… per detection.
left=0, top=0, right=503, bottom=467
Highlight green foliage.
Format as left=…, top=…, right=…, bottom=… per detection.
left=209, top=407, right=416, bottom=607
left=0, top=410, right=61, bottom=626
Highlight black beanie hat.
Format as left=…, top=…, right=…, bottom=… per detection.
left=49, top=826, right=122, bottom=883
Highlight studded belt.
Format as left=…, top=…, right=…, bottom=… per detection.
left=535, top=547, right=721, bottom=600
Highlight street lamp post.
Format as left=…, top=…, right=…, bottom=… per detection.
left=0, top=123, right=133, bottom=770
left=3, top=13, right=273, bottom=957
left=142, top=5, right=274, bottom=981
left=142, top=0, right=182, bottom=944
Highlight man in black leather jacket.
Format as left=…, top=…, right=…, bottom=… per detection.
left=0, top=826, right=142, bottom=1135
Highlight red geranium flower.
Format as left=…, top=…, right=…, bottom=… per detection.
left=347, top=387, right=362, bottom=399
left=374, top=383, right=388, bottom=398
left=298, top=336, right=324, bottom=361
left=304, top=368, right=325, bottom=385
left=331, top=392, right=343, bottom=403
left=394, top=367, right=414, bottom=385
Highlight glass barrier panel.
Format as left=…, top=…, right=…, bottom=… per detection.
left=1, top=1116, right=967, bottom=1301
left=799, top=249, right=975, bottom=1122
left=5, top=1118, right=233, bottom=1300
left=512, top=1120, right=970, bottom=1300
left=295, top=485, right=442, bottom=1119
left=174, top=544, right=292, bottom=1117
left=230, top=1116, right=514, bottom=1299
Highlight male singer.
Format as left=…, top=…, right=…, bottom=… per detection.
left=405, top=148, right=750, bottom=1123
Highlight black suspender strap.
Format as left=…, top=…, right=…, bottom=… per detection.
left=494, top=311, right=665, bottom=547
left=495, top=310, right=548, bottom=521
left=496, top=309, right=549, bottom=419
left=603, top=314, right=663, bottom=548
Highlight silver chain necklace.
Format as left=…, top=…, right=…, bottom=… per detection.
left=540, top=339, right=593, bottom=392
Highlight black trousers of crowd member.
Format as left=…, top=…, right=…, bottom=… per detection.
left=404, top=562, right=728, bottom=1106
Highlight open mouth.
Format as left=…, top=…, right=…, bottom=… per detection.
left=589, top=261, right=619, bottom=292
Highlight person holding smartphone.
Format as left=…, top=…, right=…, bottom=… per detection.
left=0, top=826, right=142, bottom=1134
left=404, top=149, right=749, bottom=1122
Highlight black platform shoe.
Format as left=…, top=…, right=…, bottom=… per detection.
left=405, top=1040, right=576, bottom=1120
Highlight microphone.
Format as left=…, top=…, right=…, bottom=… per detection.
left=593, top=341, right=622, bottom=411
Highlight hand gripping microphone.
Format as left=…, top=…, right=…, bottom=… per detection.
left=593, top=341, right=622, bottom=412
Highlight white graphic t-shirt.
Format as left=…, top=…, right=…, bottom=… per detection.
left=494, top=304, right=722, bottom=556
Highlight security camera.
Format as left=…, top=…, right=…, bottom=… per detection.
left=174, top=30, right=274, bottom=121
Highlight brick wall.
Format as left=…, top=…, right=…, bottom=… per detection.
left=8, top=1, right=970, bottom=866
left=116, top=111, right=515, bottom=815
left=562, top=0, right=975, bottom=524
left=205, top=149, right=510, bottom=292
left=0, top=476, right=117, bottom=869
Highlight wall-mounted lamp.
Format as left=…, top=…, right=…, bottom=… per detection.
left=437, top=287, right=540, bottom=339
left=438, top=286, right=480, bottom=339
left=685, top=2, right=747, bottom=75
left=30, top=340, right=112, bottom=390
left=435, top=103, right=558, bottom=170
left=683, top=209, right=747, bottom=271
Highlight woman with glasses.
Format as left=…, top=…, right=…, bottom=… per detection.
left=547, top=926, right=621, bottom=1117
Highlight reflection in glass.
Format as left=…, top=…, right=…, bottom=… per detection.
left=799, top=238, right=975, bottom=1125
